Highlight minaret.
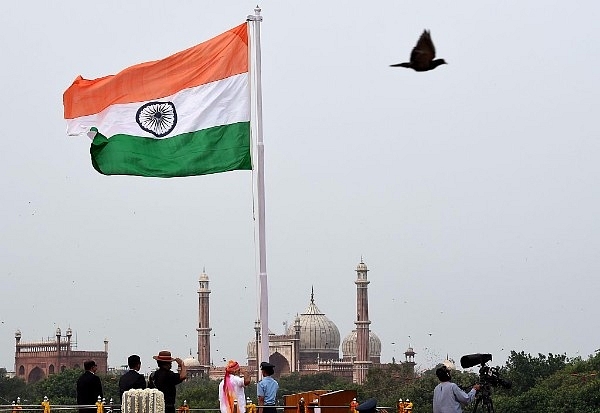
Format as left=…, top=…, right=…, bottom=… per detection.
left=197, top=268, right=212, bottom=375
left=404, top=345, right=416, bottom=377
left=353, top=259, right=372, bottom=384
left=293, top=315, right=301, bottom=372
left=14, top=330, right=21, bottom=376
left=56, top=327, right=62, bottom=371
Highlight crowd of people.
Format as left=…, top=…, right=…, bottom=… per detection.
left=75, top=352, right=279, bottom=413
left=76, top=355, right=481, bottom=413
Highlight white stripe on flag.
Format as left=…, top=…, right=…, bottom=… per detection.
left=66, top=73, right=249, bottom=138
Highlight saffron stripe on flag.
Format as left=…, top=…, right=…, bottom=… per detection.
left=64, top=23, right=248, bottom=119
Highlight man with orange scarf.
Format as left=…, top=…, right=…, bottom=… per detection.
left=219, top=360, right=251, bottom=413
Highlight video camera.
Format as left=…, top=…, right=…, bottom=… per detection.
left=460, top=353, right=511, bottom=389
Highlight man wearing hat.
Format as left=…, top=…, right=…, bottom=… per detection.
left=257, top=362, right=278, bottom=413
left=148, top=351, right=187, bottom=413
left=219, top=360, right=251, bottom=413
left=355, top=398, right=377, bottom=413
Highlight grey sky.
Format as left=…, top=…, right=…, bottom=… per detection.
left=1, top=1, right=599, bottom=376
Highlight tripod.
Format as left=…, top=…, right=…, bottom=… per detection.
left=472, top=383, right=495, bottom=413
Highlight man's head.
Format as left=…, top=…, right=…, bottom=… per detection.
left=128, top=354, right=142, bottom=370
left=436, top=365, right=451, bottom=382
left=84, top=360, right=97, bottom=372
left=153, top=350, right=175, bottom=369
left=226, top=360, right=240, bottom=375
left=260, top=361, right=275, bottom=376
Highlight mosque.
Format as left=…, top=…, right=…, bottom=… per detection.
left=10, top=260, right=414, bottom=385
left=184, top=260, right=415, bottom=384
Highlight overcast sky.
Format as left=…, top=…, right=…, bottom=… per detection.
left=1, top=0, right=599, bottom=377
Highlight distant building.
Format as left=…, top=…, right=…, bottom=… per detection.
left=14, top=327, right=108, bottom=383
left=185, top=260, right=415, bottom=384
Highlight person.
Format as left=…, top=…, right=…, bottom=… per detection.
left=403, top=399, right=412, bottom=413
left=298, top=397, right=306, bottom=413
left=355, top=398, right=377, bottom=413
left=219, top=360, right=251, bottom=413
left=148, top=351, right=187, bottom=413
left=245, top=397, right=256, bottom=413
left=76, top=360, right=103, bottom=413
left=257, top=362, right=278, bottom=413
left=432, top=365, right=480, bottom=413
left=350, top=398, right=359, bottom=413
left=396, top=399, right=404, bottom=413
left=119, top=355, right=146, bottom=398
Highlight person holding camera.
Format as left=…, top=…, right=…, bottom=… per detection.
left=433, top=365, right=480, bottom=413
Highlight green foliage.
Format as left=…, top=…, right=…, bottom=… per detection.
left=177, top=377, right=220, bottom=409
left=277, top=373, right=356, bottom=398
left=101, top=373, right=120, bottom=404
left=502, top=350, right=569, bottom=394
left=21, top=369, right=119, bottom=406
left=0, top=368, right=27, bottom=404
left=27, top=368, right=80, bottom=404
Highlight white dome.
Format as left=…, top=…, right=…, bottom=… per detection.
left=287, top=290, right=340, bottom=359
left=183, top=357, right=201, bottom=367
left=341, top=330, right=382, bottom=358
left=442, top=358, right=455, bottom=370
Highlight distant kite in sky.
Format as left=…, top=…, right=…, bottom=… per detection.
left=390, top=30, right=447, bottom=72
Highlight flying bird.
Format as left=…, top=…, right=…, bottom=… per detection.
left=390, top=30, right=447, bottom=72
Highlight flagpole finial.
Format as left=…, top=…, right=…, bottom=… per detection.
left=248, top=5, right=263, bottom=21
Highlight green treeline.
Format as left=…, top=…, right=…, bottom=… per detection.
left=1, top=350, right=599, bottom=413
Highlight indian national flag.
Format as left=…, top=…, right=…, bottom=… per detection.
left=63, top=23, right=251, bottom=177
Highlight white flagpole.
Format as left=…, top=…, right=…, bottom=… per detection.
left=247, top=6, right=270, bottom=364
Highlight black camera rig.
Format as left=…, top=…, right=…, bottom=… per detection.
left=460, top=353, right=511, bottom=413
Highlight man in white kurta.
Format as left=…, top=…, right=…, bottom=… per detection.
left=219, top=360, right=251, bottom=413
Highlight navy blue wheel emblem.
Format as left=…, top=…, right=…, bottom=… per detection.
left=136, top=101, right=177, bottom=137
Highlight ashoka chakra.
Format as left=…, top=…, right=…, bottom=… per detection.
left=136, top=101, right=178, bottom=137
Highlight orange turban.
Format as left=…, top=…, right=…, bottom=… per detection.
left=225, top=360, right=240, bottom=374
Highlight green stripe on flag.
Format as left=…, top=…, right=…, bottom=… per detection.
left=90, top=122, right=251, bottom=177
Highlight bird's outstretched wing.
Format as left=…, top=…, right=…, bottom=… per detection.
left=409, top=30, right=436, bottom=70
left=390, top=29, right=446, bottom=71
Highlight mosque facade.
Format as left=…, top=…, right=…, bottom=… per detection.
left=185, top=260, right=415, bottom=384
left=13, top=328, right=108, bottom=383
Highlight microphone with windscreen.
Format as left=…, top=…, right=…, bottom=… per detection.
left=460, top=353, right=492, bottom=369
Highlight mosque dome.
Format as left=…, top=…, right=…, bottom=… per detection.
left=288, top=290, right=340, bottom=360
left=341, top=330, right=382, bottom=359
left=183, top=356, right=201, bottom=367
left=246, top=329, right=278, bottom=360
left=441, top=358, right=455, bottom=370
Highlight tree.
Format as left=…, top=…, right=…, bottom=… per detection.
left=277, top=372, right=356, bottom=398
left=502, top=351, right=568, bottom=394
left=25, top=368, right=119, bottom=406
left=0, top=368, right=27, bottom=405
left=177, top=377, right=220, bottom=409
left=27, top=368, right=80, bottom=405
